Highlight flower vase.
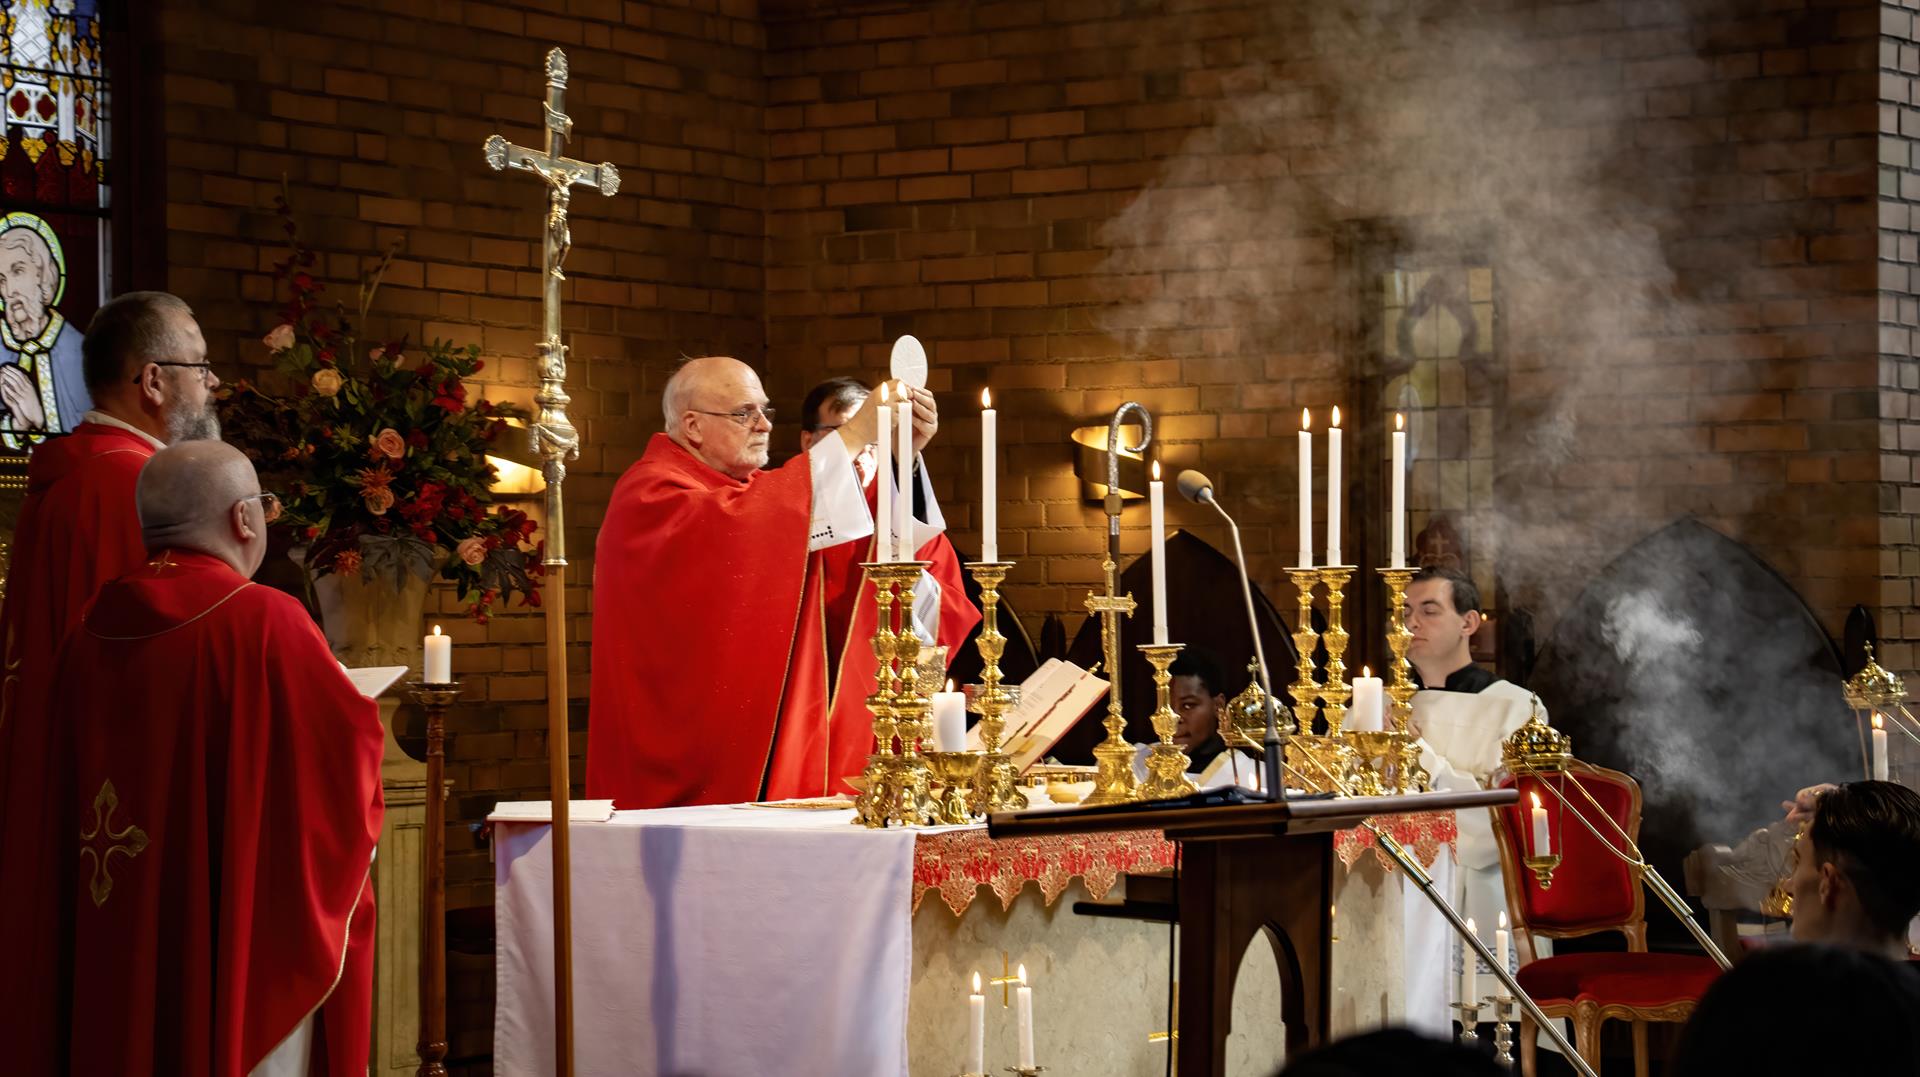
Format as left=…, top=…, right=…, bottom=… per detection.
left=292, top=545, right=448, bottom=675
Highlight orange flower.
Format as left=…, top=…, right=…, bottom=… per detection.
left=373, top=427, right=406, bottom=460
left=456, top=536, right=487, bottom=566
left=356, top=467, right=393, bottom=494
left=363, top=487, right=395, bottom=516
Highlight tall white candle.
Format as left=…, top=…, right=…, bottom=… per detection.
left=1391, top=413, right=1407, bottom=569
left=1015, top=964, right=1036, bottom=1068
left=424, top=624, right=451, bottom=683
left=1349, top=668, right=1384, bottom=732
left=933, top=679, right=968, bottom=753
left=981, top=388, right=997, bottom=563
left=968, top=972, right=986, bottom=1075
left=1297, top=409, right=1313, bottom=569
left=1530, top=791, right=1552, bottom=856
left=1874, top=713, right=1890, bottom=781
left=1326, top=406, right=1342, bottom=566
left=897, top=395, right=914, bottom=560
left=876, top=384, right=894, bottom=562
left=1496, top=911, right=1510, bottom=975
left=1150, top=461, right=1168, bottom=645
left=1461, top=917, right=1478, bottom=1006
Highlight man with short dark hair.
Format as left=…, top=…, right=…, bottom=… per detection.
left=0, top=290, right=217, bottom=1071
left=799, top=376, right=868, bottom=452
left=1789, top=780, right=1920, bottom=960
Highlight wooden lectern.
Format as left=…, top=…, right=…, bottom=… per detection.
left=990, top=789, right=1516, bottom=1076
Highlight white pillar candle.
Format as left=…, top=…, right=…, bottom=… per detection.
left=981, top=388, right=997, bottom=563
left=968, top=972, right=986, bottom=1074
left=1461, top=917, right=1478, bottom=1006
left=1530, top=791, right=1551, bottom=857
left=1874, top=713, right=1890, bottom=781
left=933, top=680, right=967, bottom=753
left=1297, top=409, right=1313, bottom=569
left=1149, top=461, right=1168, bottom=645
left=1496, top=911, right=1510, bottom=975
left=1348, top=668, right=1383, bottom=732
left=1326, top=406, right=1342, bottom=566
left=897, top=395, right=914, bottom=560
left=424, top=624, right=452, bottom=683
left=876, top=384, right=894, bottom=562
left=1390, top=413, right=1407, bottom=569
left=1015, top=964, right=1036, bottom=1068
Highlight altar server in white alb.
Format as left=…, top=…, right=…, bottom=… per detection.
left=1405, top=567, right=1550, bottom=944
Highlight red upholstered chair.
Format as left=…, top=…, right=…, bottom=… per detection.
left=1490, top=765, right=1722, bottom=1077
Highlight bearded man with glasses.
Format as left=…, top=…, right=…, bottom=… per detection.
left=589, top=355, right=957, bottom=809
left=0, top=290, right=229, bottom=1072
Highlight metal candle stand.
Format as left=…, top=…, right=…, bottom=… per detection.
left=966, top=561, right=1026, bottom=814
left=854, top=561, right=938, bottom=828
left=405, top=680, right=461, bottom=1077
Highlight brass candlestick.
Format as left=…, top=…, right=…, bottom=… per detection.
left=1377, top=567, right=1418, bottom=731
left=1082, top=555, right=1139, bottom=805
left=892, top=564, right=939, bottom=826
left=1316, top=565, right=1355, bottom=734
left=1285, top=567, right=1320, bottom=724
left=854, top=562, right=937, bottom=828
left=854, top=562, right=905, bottom=828
left=406, top=680, right=461, bottom=1077
left=927, top=751, right=982, bottom=825
left=1137, top=642, right=1198, bottom=800
left=966, top=561, right=1027, bottom=812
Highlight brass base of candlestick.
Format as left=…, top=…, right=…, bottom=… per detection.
left=1525, top=853, right=1562, bottom=889
left=1137, top=642, right=1197, bottom=801
left=928, top=751, right=984, bottom=825
left=972, top=750, right=1028, bottom=814
left=1085, top=738, right=1141, bottom=806
left=1285, top=734, right=1361, bottom=794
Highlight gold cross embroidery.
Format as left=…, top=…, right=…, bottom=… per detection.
left=79, top=779, right=149, bottom=908
left=145, top=551, right=178, bottom=574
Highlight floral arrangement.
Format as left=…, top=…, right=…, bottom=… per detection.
left=219, top=195, right=543, bottom=621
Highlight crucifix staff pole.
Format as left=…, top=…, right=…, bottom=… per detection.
left=482, top=46, right=620, bottom=1077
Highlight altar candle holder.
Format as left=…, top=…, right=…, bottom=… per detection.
left=1285, top=567, right=1321, bottom=722
left=1082, top=555, right=1139, bottom=805
left=1004, top=1068, right=1047, bottom=1076
left=406, top=679, right=461, bottom=1077
left=1487, top=994, right=1516, bottom=1068
left=1524, top=853, right=1562, bottom=890
left=855, top=562, right=937, bottom=828
left=1452, top=1001, right=1483, bottom=1048
left=1136, top=642, right=1198, bottom=801
left=1316, top=565, right=1355, bottom=733
left=1377, top=567, right=1418, bottom=731
left=892, top=564, right=939, bottom=826
left=966, top=561, right=1028, bottom=813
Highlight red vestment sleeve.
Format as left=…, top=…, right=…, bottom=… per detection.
left=53, top=553, right=384, bottom=1077
left=588, top=434, right=815, bottom=808
left=0, top=422, right=155, bottom=1074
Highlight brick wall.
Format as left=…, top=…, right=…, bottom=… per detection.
left=158, top=0, right=767, bottom=910
left=1882, top=0, right=1920, bottom=674
left=762, top=0, right=1889, bottom=663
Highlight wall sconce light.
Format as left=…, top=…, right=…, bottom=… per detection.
left=1070, top=423, right=1148, bottom=501
left=487, top=418, right=546, bottom=501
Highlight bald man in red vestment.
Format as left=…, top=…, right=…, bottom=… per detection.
left=45, top=441, right=384, bottom=1076
left=0, top=290, right=223, bottom=1070
left=590, top=356, right=971, bottom=808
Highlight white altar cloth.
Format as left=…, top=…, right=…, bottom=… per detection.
left=494, top=805, right=919, bottom=1077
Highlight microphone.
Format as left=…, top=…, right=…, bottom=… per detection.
left=1176, top=470, right=1288, bottom=802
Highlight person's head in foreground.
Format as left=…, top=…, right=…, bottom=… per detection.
left=1275, top=1027, right=1502, bottom=1077
left=799, top=375, right=868, bottom=452
left=84, top=290, right=219, bottom=442
left=1671, top=942, right=1920, bottom=1076
left=136, top=440, right=276, bottom=578
left=663, top=356, right=776, bottom=481
left=1168, top=646, right=1227, bottom=751
left=1787, top=779, right=1920, bottom=960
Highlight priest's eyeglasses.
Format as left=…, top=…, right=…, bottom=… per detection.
left=694, top=404, right=777, bottom=427
left=239, top=491, right=283, bottom=524
left=137, top=361, right=217, bottom=384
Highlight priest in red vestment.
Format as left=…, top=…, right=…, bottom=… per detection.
left=0, top=290, right=222, bottom=1071
left=590, top=356, right=974, bottom=808
left=44, top=440, right=384, bottom=1076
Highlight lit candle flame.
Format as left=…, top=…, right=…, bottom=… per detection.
left=1331, top=405, right=1342, bottom=427
left=1531, top=791, right=1543, bottom=810
left=1395, top=412, right=1404, bottom=431
left=1875, top=713, right=1885, bottom=731
left=1301, top=408, right=1311, bottom=431
left=973, top=971, right=982, bottom=993
left=1362, top=665, right=1370, bottom=678
left=1018, top=963, right=1028, bottom=985
left=982, top=386, right=992, bottom=409
left=947, top=678, right=956, bottom=693
left=432, top=624, right=442, bottom=637
left=1498, top=910, right=1508, bottom=929
left=879, top=382, right=889, bottom=404
left=1152, top=460, right=1161, bottom=481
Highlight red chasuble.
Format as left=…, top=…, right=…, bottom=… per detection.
left=0, top=421, right=155, bottom=1071
left=49, top=551, right=384, bottom=1076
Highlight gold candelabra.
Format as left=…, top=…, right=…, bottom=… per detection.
left=967, top=561, right=1028, bottom=813
left=1136, top=642, right=1197, bottom=800
left=1317, top=565, right=1354, bottom=734
left=855, top=561, right=938, bottom=828
left=1285, top=567, right=1320, bottom=722
left=1082, top=555, right=1139, bottom=805
left=1377, top=567, right=1418, bottom=730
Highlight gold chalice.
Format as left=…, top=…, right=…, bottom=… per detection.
left=927, top=751, right=984, bottom=825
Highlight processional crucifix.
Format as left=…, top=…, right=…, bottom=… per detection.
left=482, top=47, right=620, bottom=1077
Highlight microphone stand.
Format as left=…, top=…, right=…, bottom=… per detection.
left=1196, top=492, right=1287, bottom=804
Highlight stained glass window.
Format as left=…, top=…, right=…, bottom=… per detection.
left=0, top=0, right=107, bottom=446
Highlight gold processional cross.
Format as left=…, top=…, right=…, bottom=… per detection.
left=79, top=779, right=148, bottom=907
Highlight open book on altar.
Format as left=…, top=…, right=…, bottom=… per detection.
left=968, top=658, right=1109, bottom=773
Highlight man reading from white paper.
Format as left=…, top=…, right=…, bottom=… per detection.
left=589, top=356, right=945, bottom=808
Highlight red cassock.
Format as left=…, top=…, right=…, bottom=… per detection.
left=589, top=434, right=980, bottom=809
left=46, top=550, right=385, bottom=1076
left=0, top=421, right=156, bottom=1072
